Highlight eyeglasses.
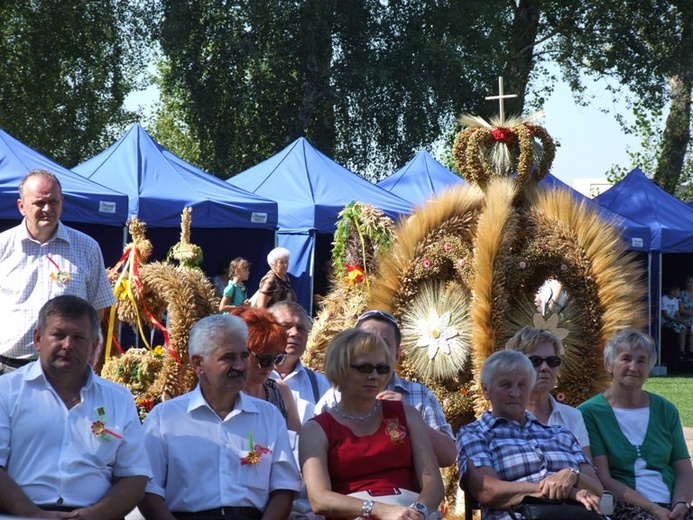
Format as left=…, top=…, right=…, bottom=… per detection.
left=528, top=355, right=562, bottom=368
left=356, top=310, right=399, bottom=328
left=350, top=363, right=391, bottom=375
left=250, top=351, right=288, bottom=369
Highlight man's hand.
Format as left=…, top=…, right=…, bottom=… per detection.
left=538, top=469, right=575, bottom=501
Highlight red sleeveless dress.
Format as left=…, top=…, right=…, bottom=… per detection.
left=311, top=400, right=419, bottom=495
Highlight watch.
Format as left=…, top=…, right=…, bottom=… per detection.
left=673, top=500, right=691, bottom=511
left=361, top=499, right=374, bottom=518
left=408, top=502, right=429, bottom=518
left=567, top=466, right=581, bottom=483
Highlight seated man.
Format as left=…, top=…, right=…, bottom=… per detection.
left=139, top=314, right=302, bottom=520
left=457, top=350, right=603, bottom=520
left=0, top=295, right=151, bottom=519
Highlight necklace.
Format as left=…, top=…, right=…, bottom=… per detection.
left=332, top=400, right=381, bottom=421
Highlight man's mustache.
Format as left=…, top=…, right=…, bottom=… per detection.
left=227, top=369, right=247, bottom=379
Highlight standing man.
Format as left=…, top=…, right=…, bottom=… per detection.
left=316, top=309, right=457, bottom=467
left=0, top=169, right=115, bottom=373
left=0, top=295, right=151, bottom=518
left=139, top=314, right=301, bottom=520
left=268, top=301, right=330, bottom=424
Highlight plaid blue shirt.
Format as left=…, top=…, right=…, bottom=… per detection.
left=457, top=411, right=589, bottom=520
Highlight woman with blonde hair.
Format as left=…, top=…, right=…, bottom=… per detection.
left=506, top=325, right=591, bottom=459
left=299, top=329, right=443, bottom=520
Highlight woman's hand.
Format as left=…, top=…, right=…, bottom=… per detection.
left=538, top=469, right=575, bottom=500
left=371, top=502, right=424, bottom=520
left=573, top=489, right=601, bottom=513
left=668, top=502, right=690, bottom=520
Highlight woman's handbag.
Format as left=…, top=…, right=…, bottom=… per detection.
left=508, top=496, right=606, bottom=520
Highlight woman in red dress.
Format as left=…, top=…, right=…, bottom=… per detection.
left=299, top=329, right=443, bottom=520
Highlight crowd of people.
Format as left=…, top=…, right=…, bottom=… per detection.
left=0, top=169, right=691, bottom=520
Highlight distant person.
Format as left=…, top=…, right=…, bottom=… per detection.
left=0, top=295, right=151, bottom=518
left=219, top=257, right=251, bottom=312
left=316, top=310, right=457, bottom=467
left=254, top=247, right=296, bottom=308
left=579, top=329, right=693, bottom=520
left=0, top=169, right=115, bottom=374
left=269, top=301, right=330, bottom=424
left=139, top=314, right=301, bottom=520
left=210, top=258, right=230, bottom=297
left=662, top=282, right=692, bottom=359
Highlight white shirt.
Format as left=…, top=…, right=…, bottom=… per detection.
left=270, top=360, right=330, bottom=424
left=0, top=221, right=115, bottom=358
left=547, top=394, right=590, bottom=448
left=0, top=362, right=152, bottom=508
left=143, top=386, right=301, bottom=513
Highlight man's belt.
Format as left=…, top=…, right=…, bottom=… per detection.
left=0, top=354, right=33, bottom=368
left=173, top=506, right=262, bottom=519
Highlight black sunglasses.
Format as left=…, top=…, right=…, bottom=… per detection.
left=528, top=355, right=562, bottom=368
left=251, top=351, right=288, bottom=369
left=356, top=310, right=399, bottom=328
left=350, top=363, right=391, bottom=375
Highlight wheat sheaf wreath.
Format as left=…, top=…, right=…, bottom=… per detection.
left=452, top=114, right=556, bottom=192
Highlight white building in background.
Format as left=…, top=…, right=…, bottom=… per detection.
left=572, top=177, right=613, bottom=198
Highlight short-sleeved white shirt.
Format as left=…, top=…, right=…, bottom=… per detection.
left=143, top=386, right=301, bottom=513
left=547, top=394, right=590, bottom=448
left=0, top=362, right=152, bottom=508
left=270, top=360, right=330, bottom=424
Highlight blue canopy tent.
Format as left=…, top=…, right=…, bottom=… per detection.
left=228, top=137, right=413, bottom=311
left=0, top=127, right=129, bottom=263
left=377, top=149, right=464, bottom=206
left=595, top=168, right=693, bottom=371
left=72, top=123, right=279, bottom=288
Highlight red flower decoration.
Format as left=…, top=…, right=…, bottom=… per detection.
left=345, top=264, right=364, bottom=285
left=422, top=259, right=432, bottom=268
left=491, top=127, right=515, bottom=144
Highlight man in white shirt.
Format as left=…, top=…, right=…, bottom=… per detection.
left=268, top=301, right=330, bottom=424
left=0, top=170, right=115, bottom=373
left=139, top=314, right=301, bottom=520
left=0, top=295, right=151, bottom=518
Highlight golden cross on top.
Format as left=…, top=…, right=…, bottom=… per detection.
left=485, top=76, right=517, bottom=126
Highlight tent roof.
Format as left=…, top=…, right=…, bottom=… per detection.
left=0, top=127, right=128, bottom=225
left=540, top=173, right=651, bottom=251
left=72, top=123, right=278, bottom=229
left=595, top=168, right=693, bottom=252
left=228, top=137, right=412, bottom=231
left=377, top=149, right=463, bottom=205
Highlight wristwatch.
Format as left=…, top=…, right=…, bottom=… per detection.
left=673, top=500, right=691, bottom=511
left=567, top=466, right=581, bottom=484
left=361, top=499, right=374, bottom=518
left=408, top=502, right=429, bottom=518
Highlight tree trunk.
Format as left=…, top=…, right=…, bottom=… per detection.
left=501, top=0, right=541, bottom=118
left=653, top=7, right=693, bottom=195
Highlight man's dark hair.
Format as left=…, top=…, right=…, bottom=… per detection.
left=37, top=295, right=99, bottom=339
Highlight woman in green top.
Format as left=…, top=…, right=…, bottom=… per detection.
left=579, top=329, right=693, bottom=520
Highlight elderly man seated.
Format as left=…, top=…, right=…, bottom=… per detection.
left=138, top=314, right=301, bottom=520
left=457, top=350, right=603, bottom=520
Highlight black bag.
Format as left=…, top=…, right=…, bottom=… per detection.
left=508, top=496, right=605, bottom=520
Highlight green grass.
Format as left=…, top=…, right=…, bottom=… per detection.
left=644, top=376, right=693, bottom=427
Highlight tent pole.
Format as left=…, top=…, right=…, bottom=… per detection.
left=658, top=252, right=662, bottom=367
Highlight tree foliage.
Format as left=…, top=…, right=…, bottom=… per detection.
left=155, top=0, right=507, bottom=178
left=0, top=0, right=151, bottom=166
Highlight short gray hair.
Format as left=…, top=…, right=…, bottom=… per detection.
left=189, top=314, right=248, bottom=359
left=603, top=329, right=657, bottom=373
left=268, top=301, right=311, bottom=330
left=267, top=247, right=290, bottom=266
left=19, top=169, right=63, bottom=199
left=481, top=350, right=536, bottom=388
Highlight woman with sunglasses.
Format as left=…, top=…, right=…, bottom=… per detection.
left=299, top=329, right=443, bottom=520
left=505, top=325, right=592, bottom=460
left=229, top=307, right=301, bottom=432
